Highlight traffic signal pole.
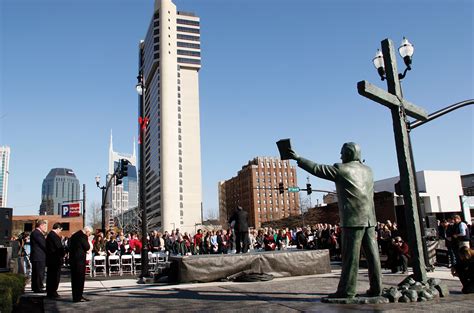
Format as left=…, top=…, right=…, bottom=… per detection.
left=98, top=159, right=129, bottom=233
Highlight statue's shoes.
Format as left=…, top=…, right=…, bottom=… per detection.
left=326, top=292, right=355, bottom=299
left=365, top=289, right=382, bottom=297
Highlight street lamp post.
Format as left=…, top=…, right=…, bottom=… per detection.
left=96, top=162, right=129, bottom=233
left=136, top=72, right=149, bottom=282
left=409, top=99, right=474, bottom=130
left=95, top=174, right=113, bottom=233
left=358, top=38, right=429, bottom=282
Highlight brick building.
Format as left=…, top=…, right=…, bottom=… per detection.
left=12, top=215, right=83, bottom=238
left=219, top=157, right=300, bottom=228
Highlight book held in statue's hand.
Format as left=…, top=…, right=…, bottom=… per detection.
left=276, top=138, right=292, bottom=160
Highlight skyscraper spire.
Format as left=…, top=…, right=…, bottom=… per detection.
left=109, top=129, right=113, bottom=153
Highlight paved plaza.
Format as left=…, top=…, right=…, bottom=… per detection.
left=19, top=265, right=474, bottom=312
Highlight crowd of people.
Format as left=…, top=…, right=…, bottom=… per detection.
left=6, top=214, right=473, bottom=298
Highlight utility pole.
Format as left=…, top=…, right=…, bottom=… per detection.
left=82, top=184, right=86, bottom=228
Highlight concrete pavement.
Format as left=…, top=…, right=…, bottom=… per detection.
left=21, top=265, right=473, bottom=312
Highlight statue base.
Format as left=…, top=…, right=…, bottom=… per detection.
left=322, top=276, right=449, bottom=304
left=322, top=296, right=389, bottom=304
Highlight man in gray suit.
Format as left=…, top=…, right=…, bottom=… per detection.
left=289, top=142, right=382, bottom=298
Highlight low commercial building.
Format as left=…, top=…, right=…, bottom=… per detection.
left=375, top=170, right=469, bottom=223
left=12, top=215, right=83, bottom=238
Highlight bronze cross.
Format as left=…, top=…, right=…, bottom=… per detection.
left=358, top=38, right=428, bottom=282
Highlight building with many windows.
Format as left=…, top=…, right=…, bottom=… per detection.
left=0, top=146, right=10, bottom=207
left=39, top=168, right=80, bottom=215
left=108, top=132, right=138, bottom=227
left=219, top=157, right=300, bottom=228
left=139, top=0, right=202, bottom=232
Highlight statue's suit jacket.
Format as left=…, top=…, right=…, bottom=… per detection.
left=297, top=157, right=376, bottom=228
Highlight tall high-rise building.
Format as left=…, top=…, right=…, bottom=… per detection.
left=139, top=0, right=202, bottom=232
left=219, top=157, right=300, bottom=228
left=0, top=146, right=11, bottom=207
left=108, top=132, right=138, bottom=224
left=40, top=168, right=80, bottom=215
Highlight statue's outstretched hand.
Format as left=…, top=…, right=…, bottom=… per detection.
left=288, top=148, right=299, bottom=160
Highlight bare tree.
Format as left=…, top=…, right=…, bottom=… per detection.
left=204, top=208, right=218, bottom=221
left=87, top=201, right=102, bottom=231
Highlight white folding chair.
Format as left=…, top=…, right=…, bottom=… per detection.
left=133, top=254, right=142, bottom=274
left=155, top=251, right=170, bottom=275
left=148, top=252, right=157, bottom=271
left=93, top=255, right=107, bottom=277
left=108, top=255, right=121, bottom=276
left=120, top=255, right=133, bottom=275
left=157, top=251, right=168, bottom=263
left=85, top=253, right=93, bottom=277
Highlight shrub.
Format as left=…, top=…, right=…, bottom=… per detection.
left=0, top=273, right=26, bottom=313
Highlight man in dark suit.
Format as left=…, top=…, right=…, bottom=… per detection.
left=69, top=226, right=92, bottom=302
left=46, top=223, right=64, bottom=298
left=228, top=206, right=249, bottom=253
left=289, top=142, right=382, bottom=299
left=30, top=219, right=47, bottom=293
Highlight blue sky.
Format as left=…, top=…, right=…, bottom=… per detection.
left=1, top=0, right=473, bottom=220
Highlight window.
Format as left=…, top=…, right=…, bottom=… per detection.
left=177, top=50, right=200, bottom=57
left=177, top=18, right=200, bottom=26
left=24, top=223, right=33, bottom=232
left=177, top=42, right=200, bottom=49
left=177, top=58, right=201, bottom=65
left=61, top=223, right=70, bottom=231
left=177, top=26, right=200, bottom=34
left=177, top=34, right=200, bottom=41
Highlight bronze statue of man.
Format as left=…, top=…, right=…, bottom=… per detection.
left=288, top=142, right=382, bottom=298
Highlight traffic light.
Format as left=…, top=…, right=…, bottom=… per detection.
left=116, top=176, right=123, bottom=186
left=306, top=183, right=312, bottom=195
left=120, top=159, right=130, bottom=177
left=278, top=182, right=284, bottom=194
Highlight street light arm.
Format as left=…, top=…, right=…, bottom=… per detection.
left=409, top=99, right=474, bottom=130
left=103, top=172, right=118, bottom=205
